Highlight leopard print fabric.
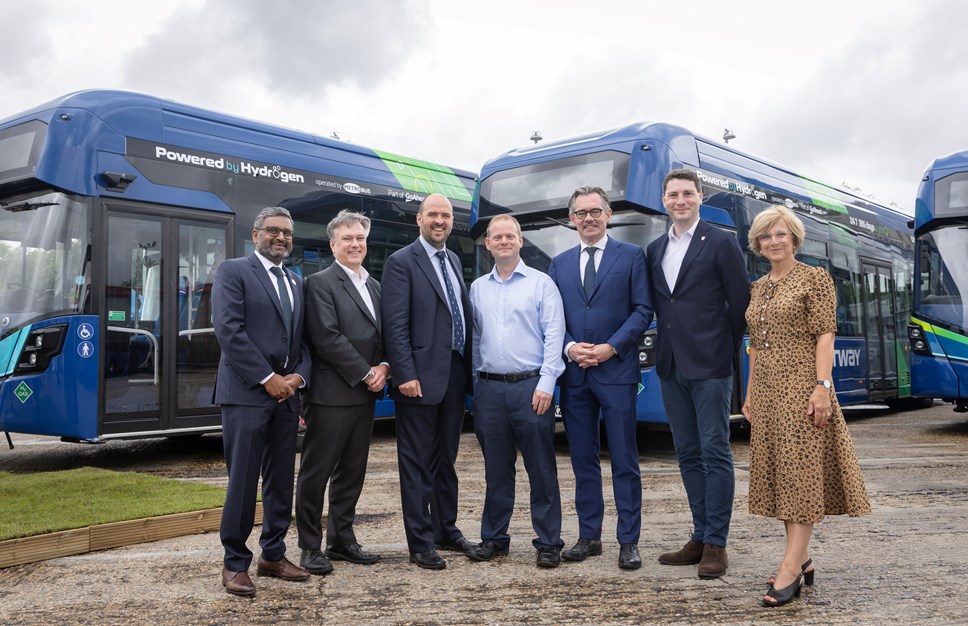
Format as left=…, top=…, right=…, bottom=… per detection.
left=746, top=262, right=871, bottom=523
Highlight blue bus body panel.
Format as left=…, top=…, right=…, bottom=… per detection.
left=3, top=90, right=475, bottom=213
left=0, top=316, right=99, bottom=439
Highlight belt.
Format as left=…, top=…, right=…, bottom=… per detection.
left=478, top=369, right=540, bottom=382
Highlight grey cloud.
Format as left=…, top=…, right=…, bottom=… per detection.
left=121, top=0, right=431, bottom=100
left=0, top=1, right=56, bottom=83
left=747, top=1, right=968, bottom=205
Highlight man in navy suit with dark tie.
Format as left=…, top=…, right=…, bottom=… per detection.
left=548, top=186, right=653, bottom=570
left=212, top=206, right=312, bottom=596
left=647, top=169, right=750, bottom=579
left=381, top=193, right=474, bottom=570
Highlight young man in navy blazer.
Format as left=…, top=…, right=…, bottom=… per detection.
left=647, top=169, right=751, bottom=579
left=548, top=186, right=653, bottom=570
left=212, top=206, right=312, bottom=596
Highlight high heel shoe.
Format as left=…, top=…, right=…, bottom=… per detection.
left=767, top=558, right=814, bottom=587
left=763, top=573, right=803, bottom=607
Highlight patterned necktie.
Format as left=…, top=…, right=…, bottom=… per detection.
left=270, top=265, right=293, bottom=345
left=436, top=250, right=464, bottom=355
left=583, top=246, right=597, bottom=298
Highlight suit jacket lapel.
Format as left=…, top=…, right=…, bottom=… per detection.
left=674, top=220, right=711, bottom=293
left=367, top=278, right=382, bottom=333
left=413, top=241, right=448, bottom=305
left=588, top=239, right=620, bottom=299
left=335, top=267, right=378, bottom=327
left=650, top=236, right=673, bottom=295
left=249, top=253, right=286, bottom=323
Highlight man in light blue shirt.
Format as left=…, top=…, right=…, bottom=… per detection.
left=466, top=214, right=567, bottom=568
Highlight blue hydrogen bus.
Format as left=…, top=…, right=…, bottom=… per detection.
left=0, top=90, right=475, bottom=443
left=472, top=122, right=920, bottom=424
left=908, top=151, right=968, bottom=413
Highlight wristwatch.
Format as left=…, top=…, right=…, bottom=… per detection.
left=816, top=379, right=832, bottom=389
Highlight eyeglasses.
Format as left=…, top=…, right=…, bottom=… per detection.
left=572, top=208, right=604, bottom=219
left=258, top=226, right=294, bottom=239
left=756, top=231, right=789, bottom=244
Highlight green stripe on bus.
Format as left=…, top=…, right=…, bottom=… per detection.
left=374, top=150, right=473, bottom=202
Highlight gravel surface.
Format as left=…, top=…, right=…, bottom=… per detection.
left=1, top=403, right=967, bottom=625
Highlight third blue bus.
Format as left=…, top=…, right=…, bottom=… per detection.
left=908, top=151, right=968, bottom=413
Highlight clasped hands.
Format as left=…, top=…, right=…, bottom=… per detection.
left=263, top=373, right=304, bottom=403
left=568, top=342, right=615, bottom=369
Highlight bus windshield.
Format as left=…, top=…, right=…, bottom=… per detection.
left=0, top=191, right=91, bottom=334
left=476, top=209, right=670, bottom=275
left=918, top=223, right=968, bottom=331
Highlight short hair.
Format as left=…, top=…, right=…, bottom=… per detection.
left=326, top=209, right=371, bottom=240
left=253, top=206, right=293, bottom=230
left=568, top=186, right=611, bottom=214
left=486, top=214, right=522, bottom=238
left=662, top=169, right=701, bottom=195
left=748, top=205, right=806, bottom=255
left=418, top=193, right=453, bottom=214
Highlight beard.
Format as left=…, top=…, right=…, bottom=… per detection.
left=257, top=240, right=291, bottom=261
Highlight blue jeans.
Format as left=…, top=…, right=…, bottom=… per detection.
left=658, top=362, right=734, bottom=547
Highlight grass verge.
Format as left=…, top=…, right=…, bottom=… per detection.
left=0, top=467, right=226, bottom=541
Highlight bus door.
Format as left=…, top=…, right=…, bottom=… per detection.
left=861, top=260, right=898, bottom=400
left=102, top=207, right=228, bottom=436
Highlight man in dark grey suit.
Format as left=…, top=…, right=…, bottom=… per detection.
left=212, top=206, right=311, bottom=597
left=296, top=210, right=389, bottom=575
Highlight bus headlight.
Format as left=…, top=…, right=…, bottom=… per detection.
left=908, top=324, right=930, bottom=355
left=16, top=325, right=68, bottom=373
left=638, top=329, right=656, bottom=369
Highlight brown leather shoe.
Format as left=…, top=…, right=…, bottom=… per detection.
left=697, top=544, right=728, bottom=579
left=222, top=567, right=256, bottom=596
left=658, top=539, right=704, bottom=565
left=256, top=555, right=310, bottom=581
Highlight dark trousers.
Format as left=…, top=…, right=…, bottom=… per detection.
left=220, top=400, right=299, bottom=572
left=295, top=401, right=375, bottom=550
left=658, top=359, right=734, bottom=546
left=473, top=376, right=563, bottom=551
left=395, top=352, right=467, bottom=553
left=560, top=380, right=641, bottom=544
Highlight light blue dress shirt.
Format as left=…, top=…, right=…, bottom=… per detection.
left=470, top=259, right=566, bottom=395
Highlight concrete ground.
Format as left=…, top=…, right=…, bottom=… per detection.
left=1, top=401, right=966, bottom=625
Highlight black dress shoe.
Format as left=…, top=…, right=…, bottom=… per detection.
left=561, top=538, right=603, bottom=562
left=619, top=544, right=642, bottom=570
left=466, top=541, right=510, bottom=562
left=435, top=537, right=474, bottom=553
left=325, top=543, right=381, bottom=565
left=300, top=548, right=334, bottom=575
left=536, top=548, right=561, bottom=568
left=410, top=549, right=446, bottom=570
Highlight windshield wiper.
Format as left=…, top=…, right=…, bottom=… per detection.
left=1, top=201, right=59, bottom=213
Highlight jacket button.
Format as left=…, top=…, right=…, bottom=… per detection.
left=670, top=298, right=676, bottom=303
left=282, top=336, right=288, bottom=343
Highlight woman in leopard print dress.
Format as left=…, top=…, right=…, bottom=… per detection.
left=742, top=205, right=870, bottom=607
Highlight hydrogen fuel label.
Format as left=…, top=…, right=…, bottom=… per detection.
left=14, top=381, right=33, bottom=403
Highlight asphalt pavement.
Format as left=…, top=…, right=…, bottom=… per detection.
left=1, top=401, right=967, bottom=625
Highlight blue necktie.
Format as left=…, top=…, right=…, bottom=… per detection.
left=436, top=250, right=464, bottom=355
left=583, top=246, right=597, bottom=298
left=270, top=265, right=293, bottom=346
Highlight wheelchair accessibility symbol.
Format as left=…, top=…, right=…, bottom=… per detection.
left=77, top=323, right=94, bottom=341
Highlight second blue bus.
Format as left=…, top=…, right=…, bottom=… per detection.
left=472, top=122, right=920, bottom=424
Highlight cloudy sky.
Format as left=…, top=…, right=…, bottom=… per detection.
left=2, top=0, right=965, bottom=214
